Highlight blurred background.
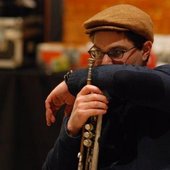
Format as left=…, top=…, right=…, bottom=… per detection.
left=0, top=0, right=170, bottom=170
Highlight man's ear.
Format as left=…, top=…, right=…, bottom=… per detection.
left=142, top=41, right=152, bottom=61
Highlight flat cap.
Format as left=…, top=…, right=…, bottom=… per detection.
left=84, top=4, right=154, bottom=42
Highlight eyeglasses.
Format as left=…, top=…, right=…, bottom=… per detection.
left=88, top=46, right=136, bottom=60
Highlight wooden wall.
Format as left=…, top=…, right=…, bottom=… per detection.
left=63, top=0, right=170, bottom=44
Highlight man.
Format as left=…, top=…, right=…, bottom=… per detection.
left=43, top=4, right=170, bottom=170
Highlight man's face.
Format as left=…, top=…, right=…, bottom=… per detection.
left=90, top=31, right=150, bottom=66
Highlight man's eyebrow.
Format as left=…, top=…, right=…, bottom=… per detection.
left=108, top=45, right=128, bottom=50
left=93, top=44, right=128, bottom=51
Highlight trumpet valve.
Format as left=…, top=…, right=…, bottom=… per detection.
left=83, top=139, right=92, bottom=147
left=85, top=124, right=94, bottom=131
left=83, top=131, right=93, bottom=139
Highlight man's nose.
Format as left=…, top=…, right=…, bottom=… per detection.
left=101, top=54, right=113, bottom=65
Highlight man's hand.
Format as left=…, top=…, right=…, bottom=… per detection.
left=45, top=81, right=75, bottom=126
left=67, top=85, right=108, bottom=136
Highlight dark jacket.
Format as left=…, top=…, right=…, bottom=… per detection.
left=43, top=64, right=170, bottom=170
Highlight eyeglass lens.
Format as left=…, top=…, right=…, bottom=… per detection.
left=89, top=47, right=135, bottom=59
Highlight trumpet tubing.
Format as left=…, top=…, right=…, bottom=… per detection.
left=77, top=57, right=103, bottom=170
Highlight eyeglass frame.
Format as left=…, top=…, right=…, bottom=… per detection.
left=88, top=46, right=136, bottom=60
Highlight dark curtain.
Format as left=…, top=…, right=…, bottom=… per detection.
left=0, top=69, right=65, bottom=170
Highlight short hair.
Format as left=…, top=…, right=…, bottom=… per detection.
left=124, top=31, right=147, bottom=50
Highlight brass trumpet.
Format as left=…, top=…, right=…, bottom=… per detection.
left=77, top=56, right=103, bottom=170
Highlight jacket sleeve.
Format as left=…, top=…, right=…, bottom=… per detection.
left=66, top=64, right=170, bottom=112
left=42, top=117, right=81, bottom=170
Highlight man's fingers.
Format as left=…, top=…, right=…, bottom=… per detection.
left=46, top=107, right=56, bottom=126
left=78, top=85, right=103, bottom=95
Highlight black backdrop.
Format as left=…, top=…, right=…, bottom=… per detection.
left=0, top=68, right=65, bottom=170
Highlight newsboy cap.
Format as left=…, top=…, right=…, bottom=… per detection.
left=84, top=4, right=154, bottom=42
